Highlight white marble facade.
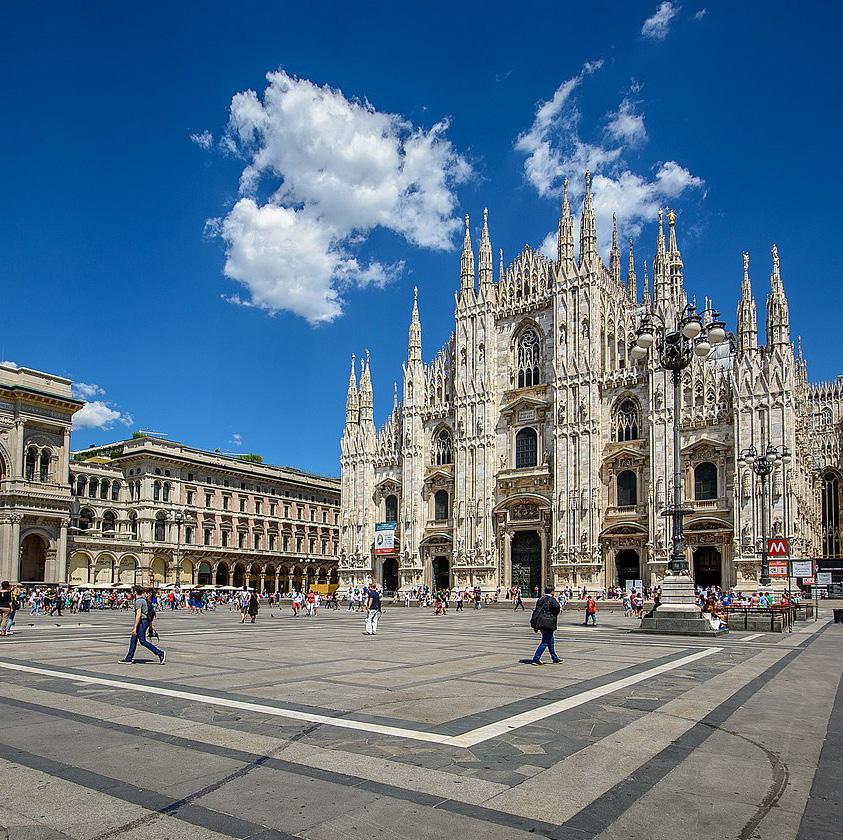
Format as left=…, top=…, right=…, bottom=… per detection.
left=340, top=174, right=840, bottom=594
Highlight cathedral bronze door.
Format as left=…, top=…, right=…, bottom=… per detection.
left=511, top=531, right=541, bottom=594
left=432, top=556, right=450, bottom=590
left=382, top=558, right=399, bottom=593
left=693, top=546, right=721, bottom=588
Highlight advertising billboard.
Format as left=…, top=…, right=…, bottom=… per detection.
left=374, top=521, right=397, bottom=556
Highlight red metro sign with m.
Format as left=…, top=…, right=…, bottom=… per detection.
left=767, top=538, right=790, bottom=557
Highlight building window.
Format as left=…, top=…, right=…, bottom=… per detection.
left=385, top=494, right=398, bottom=522
left=283, top=535, right=290, bottom=552
left=111, top=481, right=120, bottom=502
left=612, top=398, right=641, bottom=442
left=296, top=536, right=303, bottom=552
left=434, top=489, right=449, bottom=520
left=284, top=505, right=290, bottom=518
left=253, top=533, right=260, bottom=550
left=515, top=427, right=538, bottom=469
left=130, top=513, right=138, bottom=539
left=205, top=492, right=212, bottom=507
left=222, top=531, right=229, bottom=548
left=76, top=475, right=87, bottom=496
left=239, top=532, right=246, bottom=549
left=255, top=500, right=262, bottom=515
left=309, top=538, right=316, bottom=554
left=187, top=490, right=195, bottom=505
left=153, top=481, right=161, bottom=502
left=270, top=503, right=277, bottom=517
left=154, top=514, right=167, bottom=542
left=100, top=480, right=109, bottom=500
left=310, top=509, right=315, bottom=522
left=694, top=462, right=718, bottom=500
left=223, top=496, right=230, bottom=511
left=322, top=510, right=327, bottom=523
left=239, top=498, right=246, bottom=513
left=269, top=534, right=277, bottom=551
left=79, top=508, right=94, bottom=531
left=25, top=448, right=37, bottom=481
left=185, top=526, right=194, bottom=544
left=102, top=510, right=117, bottom=536
left=516, top=328, right=541, bottom=388
left=297, top=506, right=304, bottom=519
left=204, top=528, right=212, bottom=546
left=321, top=539, right=327, bottom=555
left=432, top=428, right=453, bottom=466
left=89, top=478, right=98, bottom=498
left=822, top=471, right=841, bottom=557
left=162, top=482, right=171, bottom=502
left=37, top=450, right=50, bottom=482
left=617, top=470, right=637, bottom=507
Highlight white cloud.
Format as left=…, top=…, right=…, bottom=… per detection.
left=207, top=70, right=470, bottom=324
left=71, top=382, right=106, bottom=400
left=71, top=382, right=133, bottom=430
left=0, top=360, right=19, bottom=369
left=190, top=130, right=214, bottom=150
left=231, top=433, right=243, bottom=447
left=606, top=99, right=648, bottom=147
left=515, top=61, right=703, bottom=255
left=642, top=2, right=680, bottom=40
left=694, top=8, right=707, bottom=20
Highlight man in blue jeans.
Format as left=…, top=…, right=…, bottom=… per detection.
left=530, top=586, right=563, bottom=665
left=119, top=586, right=166, bottom=664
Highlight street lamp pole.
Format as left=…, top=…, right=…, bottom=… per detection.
left=631, top=300, right=728, bottom=636
left=737, top=444, right=792, bottom=588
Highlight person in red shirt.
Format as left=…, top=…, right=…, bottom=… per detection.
left=583, top=595, right=597, bottom=626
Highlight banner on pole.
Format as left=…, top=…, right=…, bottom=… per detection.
left=374, top=521, right=397, bottom=555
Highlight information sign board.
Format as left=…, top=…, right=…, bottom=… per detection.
left=792, top=560, right=814, bottom=578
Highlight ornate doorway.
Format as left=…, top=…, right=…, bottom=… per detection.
left=382, top=557, right=399, bottom=592
left=19, top=534, right=47, bottom=582
left=511, top=531, right=541, bottom=594
left=693, top=546, right=722, bottom=588
left=615, top=549, right=640, bottom=587
left=432, top=556, right=450, bottom=590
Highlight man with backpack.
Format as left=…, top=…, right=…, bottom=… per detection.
left=119, top=586, right=166, bottom=665
left=529, top=586, right=563, bottom=665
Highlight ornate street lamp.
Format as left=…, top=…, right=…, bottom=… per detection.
left=630, top=303, right=727, bottom=576
left=737, top=443, right=792, bottom=587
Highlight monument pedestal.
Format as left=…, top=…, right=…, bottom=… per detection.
left=635, top=573, right=727, bottom=636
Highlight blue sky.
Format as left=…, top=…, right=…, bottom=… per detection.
left=3, top=1, right=841, bottom=476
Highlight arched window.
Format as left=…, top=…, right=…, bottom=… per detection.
left=102, top=510, right=117, bottom=537
left=78, top=508, right=94, bottom=531
left=432, top=428, right=453, bottom=466
left=822, top=471, right=841, bottom=558
left=76, top=475, right=87, bottom=496
left=694, top=462, right=718, bottom=501
left=25, top=448, right=37, bottom=480
left=384, top=494, right=398, bottom=522
left=153, top=481, right=161, bottom=502
left=129, top=512, right=138, bottom=540
left=100, top=479, right=109, bottom=499
left=515, top=427, right=538, bottom=469
left=434, top=489, right=449, bottom=521
left=39, top=449, right=50, bottom=482
left=516, top=328, right=542, bottom=388
left=612, top=399, right=641, bottom=442
left=617, top=470, right=637, bottom=507
left=88, top=478, right=98, bottom=498
left=111, top=481, right=120, bottom=501
left=154, top=513, right=167, bottom=542
left=163, top=482, right=171, bottom=502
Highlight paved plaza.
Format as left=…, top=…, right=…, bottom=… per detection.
left=0, top=605, right=839, bottom=840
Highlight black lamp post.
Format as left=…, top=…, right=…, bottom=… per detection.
left=630, top=303, right=727, bottom=577
left=737, top=444, right=792, bottom=587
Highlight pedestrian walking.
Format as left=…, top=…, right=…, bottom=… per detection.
left=529, top=586, right=563, bottom=665
left=238, top=588, right=251, bottom=623
left=119, top=586, right=166, bottom=664
left=455, top=589, right=464, bottom=611
left=0, top=581, right=12, bottom=637
left=513, top=587, right=524, bottom=611
left=247, top=590, right=259, bottom=623
left=583, top=595, right=597, bottom=626
left=364, top=586, right=382, bottom=635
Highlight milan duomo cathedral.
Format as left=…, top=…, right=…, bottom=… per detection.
left=339, top=173, right=843, bottom=595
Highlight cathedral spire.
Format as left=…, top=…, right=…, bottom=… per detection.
left=408, top=286, right=422, bottom=364
left=666, top=208, right=684, bottom=305
left=499, top=248, right=505, bottom=282
left=626, top=239, right=637, bottom=303
left=578, top=171, right=598, bottom=268
left=737, top=251, right=758, bottom=354
left=345, top=354, right=359, bottom=425
left=478, top=208, right=493, bottom=288
left=766, top=244, right=791, bottom=347
left=460, top=214, right=475, bottom=294
left=359, top=350, right=374, bottom=424
left=392, top=381, right=399, bottom=414
left=653, top=209, right=668, bottom=305
left=610, top=213, right=621, bottom=285
left=642, top=259, right=651, bottom=309
left=557, top=177, right=575, bottom=269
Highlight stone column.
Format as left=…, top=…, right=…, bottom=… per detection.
left=502, top=528, right=512, bottom=590
left=57, top=519, right=69, bottom=582
left=228, top=567, right=234, bottom=587
left=259, top=573, right=266, bottom=594
left=10, top=515, right=22, bottom=580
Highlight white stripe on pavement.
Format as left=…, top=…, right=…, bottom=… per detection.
left=0, top=647, right=720, bottom=747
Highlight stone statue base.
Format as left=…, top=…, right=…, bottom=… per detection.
left=635, top=573, right=727, bottom=637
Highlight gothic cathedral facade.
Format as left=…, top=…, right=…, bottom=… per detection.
left=340, top=174, right=840, bottom=594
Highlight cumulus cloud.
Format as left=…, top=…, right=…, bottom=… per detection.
left=0, top=360, right=19, bottom=369
left=642, top=2, right=680, bottom=41
left=207, top=70, right=470, bottom=324
left=71, top=382, right=133, bottom=430
left=190, top=130, right=214, bottom=150
left=516, top=61, right=703, bottom=255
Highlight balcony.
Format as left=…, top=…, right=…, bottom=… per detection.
left=496, top=464, right=551, bottom=503
left=685, top=497, right=729, bottom=512
left=606, top=503, right=644, bottom=518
